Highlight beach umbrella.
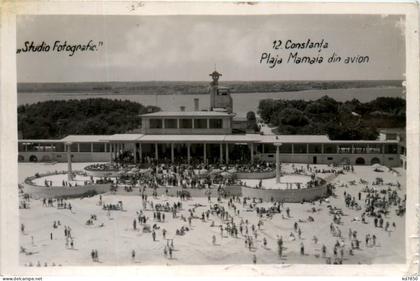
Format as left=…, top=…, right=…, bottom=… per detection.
left=210, top=169, right=222, bottom=175
left=199, top=168, right=208, bottom=175
left=228, top=168, right=237, bottom=174
left=220, top=171, right=231, bottom=178
left=139, top=168, right=150, bottom=174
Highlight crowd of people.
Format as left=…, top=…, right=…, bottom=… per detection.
left=85, top=163, right=120, bottom=172
left=20, top=161, right=405, bottom=266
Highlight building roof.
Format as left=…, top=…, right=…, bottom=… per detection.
left=328, top=140, right=399, bottom=144
left=258, top=135, right=331, bottom=143
left=378, top=128, right=405, bottom=134
left=139, top=135, right=226, bottom=143
left=18, top=139, right=64, bottom=143
left=60, top=135, right=110, bottom=143
left=224, top=134, right=263, bottom=143
left=102, top=134, right=144, bottom=142
left=20, top=133, right=400, bottom=145
left=140, top=111, right=232, bottom=117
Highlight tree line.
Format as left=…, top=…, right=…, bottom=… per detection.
left=18, top=99, right=160, bottom=139
left=257, top=96, right=405, bottom=140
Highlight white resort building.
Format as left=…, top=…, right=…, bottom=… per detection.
left=18, top=71, right=405, bottom=168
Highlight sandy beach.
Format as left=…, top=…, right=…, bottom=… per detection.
left=18, top=163, right=405, bottom=266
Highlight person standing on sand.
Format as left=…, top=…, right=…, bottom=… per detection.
left=131, top=249, right=136, bottom=261
left=252, top=254, right=257, bottom=264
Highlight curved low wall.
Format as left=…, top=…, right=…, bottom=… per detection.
left=224, top=185, right=243, bottom=196
left=240, top=185, right=328, bottom=203
left=84, top=169, right=119, bottom=178
left=22, top=182, right=112, bottom=199
left=235, top=170, right=275, bottom=179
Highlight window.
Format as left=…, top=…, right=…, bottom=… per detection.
left=384, top=144, right=398, bottom=154
left=18, top=143, right=25, bottom=152
left=337, top=144, right=352, bottom=154
left=209, top=119, right=222, bottom=129
left=93, top=143, right=105, bottom=152
left=293, top=144, right=307, bottom=154
left=194, top=119, right=207, bottom=129
left=43, top=144, right=54, bottom=152
left=400, top=146, right=406, bottom=155
left=150, top=119, right=163, bottom=129
left=324, top=144, right=337, bottom=154
left=79, top=143, right=91, bottom=152
left=327, top=157, right=334, bottom=160
left=33, top=144, right=44, bottom=152
left=70, top=143, right=78, bottom=152
left=264, top=144, right=276, bottom=153
left=180, top=119, right=192, bottom=129
left=308, top=144, right=322, bottom=153
left=55, top=143, right=65, bottom=152
left=367, top=144, right=382, bottom=154
left=164, top=119, right=177, bottom=129
left=279, top=144, right=292, bottom=153
left=353, top=144, right=368, bottom=154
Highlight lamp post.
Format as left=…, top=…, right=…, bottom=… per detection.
left=66, top=142, right=73, bottom=181
left=274, top=141, right=282, bottom=184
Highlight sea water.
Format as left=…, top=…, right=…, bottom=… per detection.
left=18, top=86, right=403, bottom=114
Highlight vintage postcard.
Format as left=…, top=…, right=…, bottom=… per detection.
left=0, top=1, right=418, bottom=278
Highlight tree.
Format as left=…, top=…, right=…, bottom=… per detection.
left=246, top=111, right=258, bottom=132
left=277, top=108, right=309, bottom=127
left=18, top=98, right=160, bottom=139
left=246, top=111, right=256, bottom=121
left=256, top=96, right=404, bottom=140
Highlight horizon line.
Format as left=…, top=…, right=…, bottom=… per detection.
left=17, top=79, right=405, bottom=84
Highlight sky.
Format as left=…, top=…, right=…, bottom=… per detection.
left=16, top=15, right=405, bottom=82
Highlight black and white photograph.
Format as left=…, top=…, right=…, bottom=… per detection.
left=1, top=2, right=419, bottom=277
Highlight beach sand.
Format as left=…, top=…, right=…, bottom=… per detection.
left=18, top=163, right=406, bottom=266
